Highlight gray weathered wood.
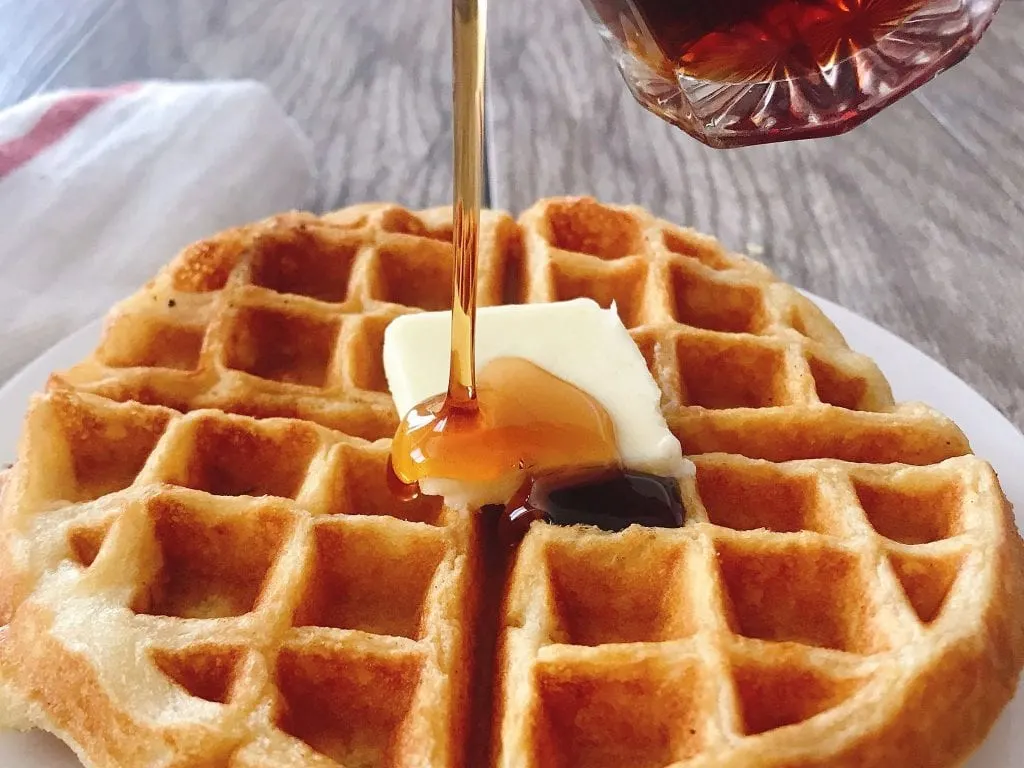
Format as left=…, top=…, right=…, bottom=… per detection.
left=0, top=0, right=458, bottom=210
left=487, top=0, right=1024, bottom=429
left=915, top=2, right=1024, bottom=202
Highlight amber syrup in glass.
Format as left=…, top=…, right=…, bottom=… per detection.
left=579, top=0, right=997, bottom=145
left=588, top=0, right=927, bottom=82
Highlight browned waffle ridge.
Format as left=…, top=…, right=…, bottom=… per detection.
left=0, top=197, right=1020, bottom=768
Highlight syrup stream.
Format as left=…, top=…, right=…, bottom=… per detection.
left=449, top=0, right=487, bottom=407
left=450, top=1, right=497, bottom=764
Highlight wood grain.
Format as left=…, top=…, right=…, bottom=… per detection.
left=2, top=0, right=459, bottom=211
left=914, top=2, right=1024, bottom=202
left=487, top=0, right=1024, bottom=430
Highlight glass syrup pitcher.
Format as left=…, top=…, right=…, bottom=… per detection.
left=578, top=0, right=1002, bottom=147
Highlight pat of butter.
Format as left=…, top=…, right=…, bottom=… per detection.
left=383, top=299, right=692, bottom=507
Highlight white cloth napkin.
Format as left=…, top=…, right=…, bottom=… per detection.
left=0, top=80, right=317, bottom=385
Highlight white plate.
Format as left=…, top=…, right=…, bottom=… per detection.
left=0, top=296, right=1021, bottom=766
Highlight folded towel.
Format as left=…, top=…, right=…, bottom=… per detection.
left=0, top=79, right=317, bottom=384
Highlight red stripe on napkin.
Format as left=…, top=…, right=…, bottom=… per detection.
left=0, top=84, right=140, bottom=180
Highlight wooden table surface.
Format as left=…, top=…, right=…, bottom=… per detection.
left=2, top=0, right=1022, bottom=428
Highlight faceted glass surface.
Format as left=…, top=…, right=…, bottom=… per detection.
left=580, top=0, right=1003, bottom=147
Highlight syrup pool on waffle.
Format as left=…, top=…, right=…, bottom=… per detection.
left=389, top=356, right=618, bottom=493
left=501, top=467, right=686, bottom=544
left=383, top=299, right=692, bottom=528
left=389, top=356, right=687, bottom=536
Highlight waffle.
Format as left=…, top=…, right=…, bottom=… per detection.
left=0, top=196, right=1020, bottom=768
left=0, top=391, right=471, bottom=767
left=48, top=205, right=521, bottom=442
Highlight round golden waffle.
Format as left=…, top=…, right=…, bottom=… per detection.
left=0, top=197, right=1021, bottom=768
